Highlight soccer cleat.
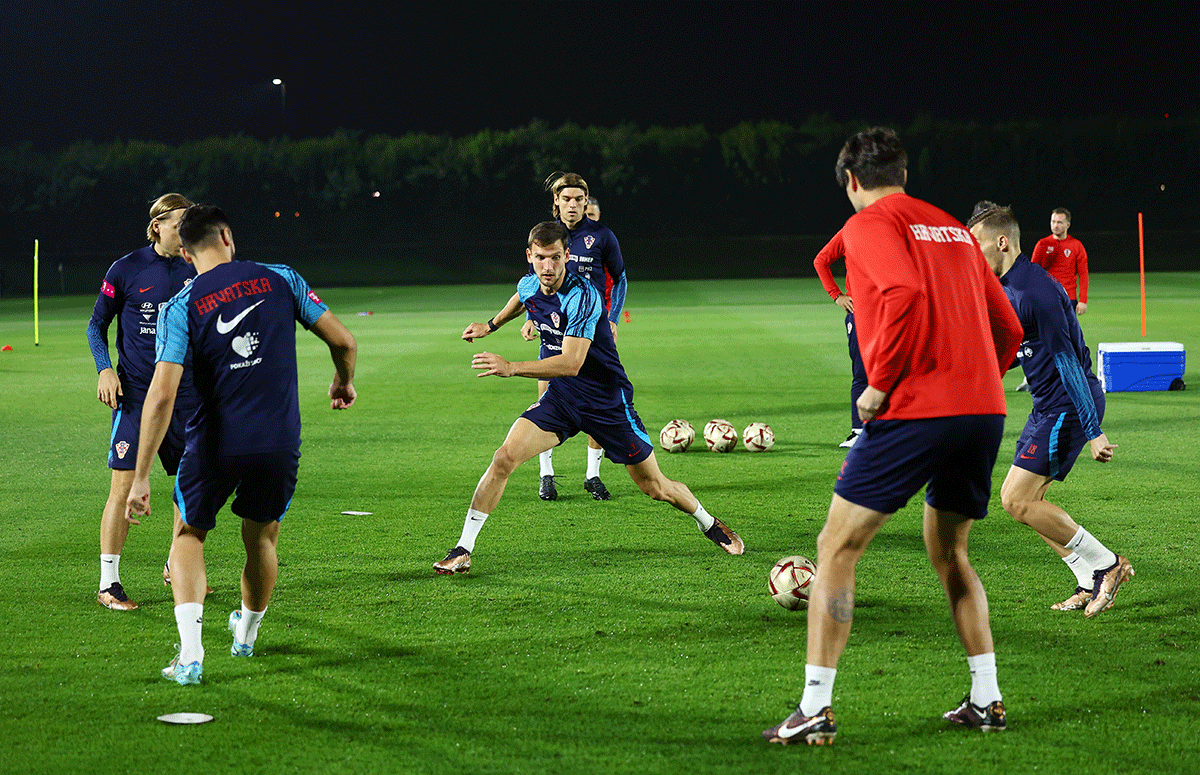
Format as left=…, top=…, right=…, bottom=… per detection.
left=1084, top=555, right=1134, bottom=618
left=762, top=706, right=837, bottom=745
left=943, top=696, right=1006, bottom=731
left=434, top=546, right=471, bottom=575
left=703, top=518, right=745, bottom=555
left=583, top=476, right=611, bottom=501
left=838, top=430, right=861, bottom=448
left=1015, top=377, right=1031, bottom=392
left=228, top=611, right=253, bottom=657
left=163, top=561, right=214, bottom=595
left=97, top=582, right=139, bottom=611
left=161, top=654, right=203, bottom=685
left=539, top=475, right=558, bottom=501
left=1050, top=586, right=1093, bottom=611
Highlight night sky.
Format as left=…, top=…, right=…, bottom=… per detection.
left=1, top=0, right=1194, bottom=148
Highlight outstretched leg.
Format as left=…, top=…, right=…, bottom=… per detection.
left=625, top=452, right=743, bottom=554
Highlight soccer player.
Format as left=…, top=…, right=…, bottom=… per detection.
left=125, top=205, right=357, bottom=685
left=586, top=196, right=601, bottom=222
left=812, top=229, right=867, bottom=448
left=521, top=172, right=627, bottom=502
left=87, top=193, right=198, bottom=610
left=1031, top=208, right=1089, bottom=316
left=763, top=128, right=1024, bottom=746
left=434, top=221, right=741, bottom=575
left=967, top=202, right=1132, bottom=618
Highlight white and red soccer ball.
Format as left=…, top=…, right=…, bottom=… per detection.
left=742, top=422, right=774, bottom=452
left=769, top=555, right=817, bottom=610
left=703, top=419, right=738, bottom=452
left=659, top=419, right=695, bottom=453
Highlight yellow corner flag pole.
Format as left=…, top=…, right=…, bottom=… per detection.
left=1138, top=213, right=1146, bottom=337
left=34, top=239, right=40, bottom=346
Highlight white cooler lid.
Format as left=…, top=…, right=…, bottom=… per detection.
left=1098, top=342, right=1184, bottom=353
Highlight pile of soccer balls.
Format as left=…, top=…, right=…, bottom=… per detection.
left=658, top=419, right=774, bottom=453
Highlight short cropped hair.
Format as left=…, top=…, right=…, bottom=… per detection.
left=1052, top=207, right=1071, bottom=222
left=178, top=204, right=231, bottom=251
left=544, top=171, right=589, bottom=219
left=528, top=221, right=569, bottom=250
left=835, top=127, right=907, bottom=190
left=968, top=200, right=1021, bottom=244
left=146, top=193, right=195, bottom=242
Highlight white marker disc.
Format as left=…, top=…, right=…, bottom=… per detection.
left=157, top=712, right=213, bottom=725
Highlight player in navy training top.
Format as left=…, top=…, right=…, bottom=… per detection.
left=126, top=205, right=357, bottom=685
left=86, top=193, right=197, bottom=611
left=968, top=202, right=1132, bottom=619
left=521, top=172, right=627, bottom=502
left=433, top=221, right=742, bottom=576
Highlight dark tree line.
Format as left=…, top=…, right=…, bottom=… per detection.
left=0, top=113, right=1193, bottom=292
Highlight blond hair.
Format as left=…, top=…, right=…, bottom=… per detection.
left=543, top=171, right=589, bottom=219
left=146, top=193, right=195, bottom=242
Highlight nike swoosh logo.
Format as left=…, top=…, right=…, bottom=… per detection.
left=216, top=300, right=265, bottom=334
left=140, top=286, right=154, bottom=293
left=1020, top=452, right=1037, bottom=459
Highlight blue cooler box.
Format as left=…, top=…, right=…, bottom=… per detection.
left=1096, top=342, right=1185, bottom=392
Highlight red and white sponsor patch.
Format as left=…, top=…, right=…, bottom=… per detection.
left=101, top=280, right=116, bottom=298
left=115, top=441, right=130, bottom=459
left=584, top=235, right=595, bottom=250
left=307, top=289, right=322, bottom=305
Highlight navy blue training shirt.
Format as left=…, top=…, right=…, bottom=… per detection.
left=1001, top=253, right=1103, bottom=437
left=157, top=260, right=328, bottom=457
left=87, top=245, right=197, bottom=400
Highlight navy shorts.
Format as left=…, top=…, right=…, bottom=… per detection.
left=108, top=396, right=195, bottom=475
left=173, top=448, right=300, bottom=531
left=834, top=415, right=1005, bottom=518
left=1013, top=392, right=1105, bottom=481
left=521, top=383, right=654, bottom=466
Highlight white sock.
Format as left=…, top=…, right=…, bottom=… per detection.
left=237, top=604, right=267, bottom=646
left=175, top=602, right=205, bottom=665
left=100, top=554, right=120, bottom=589
left=1064, top=527, right=1117, bottom=572
left=457, top=509, right=489, bottom=553
left=539, top=449, right=554, bottom=477
left=1062, top=552, right=1093, bottom=588
left=691, top=502, right=716, bottom=532
left=968, top=652, right=1001, bottom=706
left=799, top=665, right=837, bottom=716
left=586, top=446, right=603, bottom=479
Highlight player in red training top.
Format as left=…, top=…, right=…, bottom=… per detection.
left=1031, top=208, right=1088, bottom=316
left=812, top=230, right=867, bottom=447
left=763, top=127, right=1023, bottom=747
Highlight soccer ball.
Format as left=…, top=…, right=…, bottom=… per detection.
left=659, top=419, right=695, bottom=453
left=703, top=419, right=738, bottom=452
left=742, top=422, right=775, bottom=452
left=769, top=555, right=817, bottom=610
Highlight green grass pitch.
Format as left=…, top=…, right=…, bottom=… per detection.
left=1, top=273, right=1198, bottom=774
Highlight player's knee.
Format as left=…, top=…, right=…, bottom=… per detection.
left=633, top=473, right=673, bottom=503
left=1000, top=490, right=1033, bottom=524
left=490, top=445, right=522, bottom=477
